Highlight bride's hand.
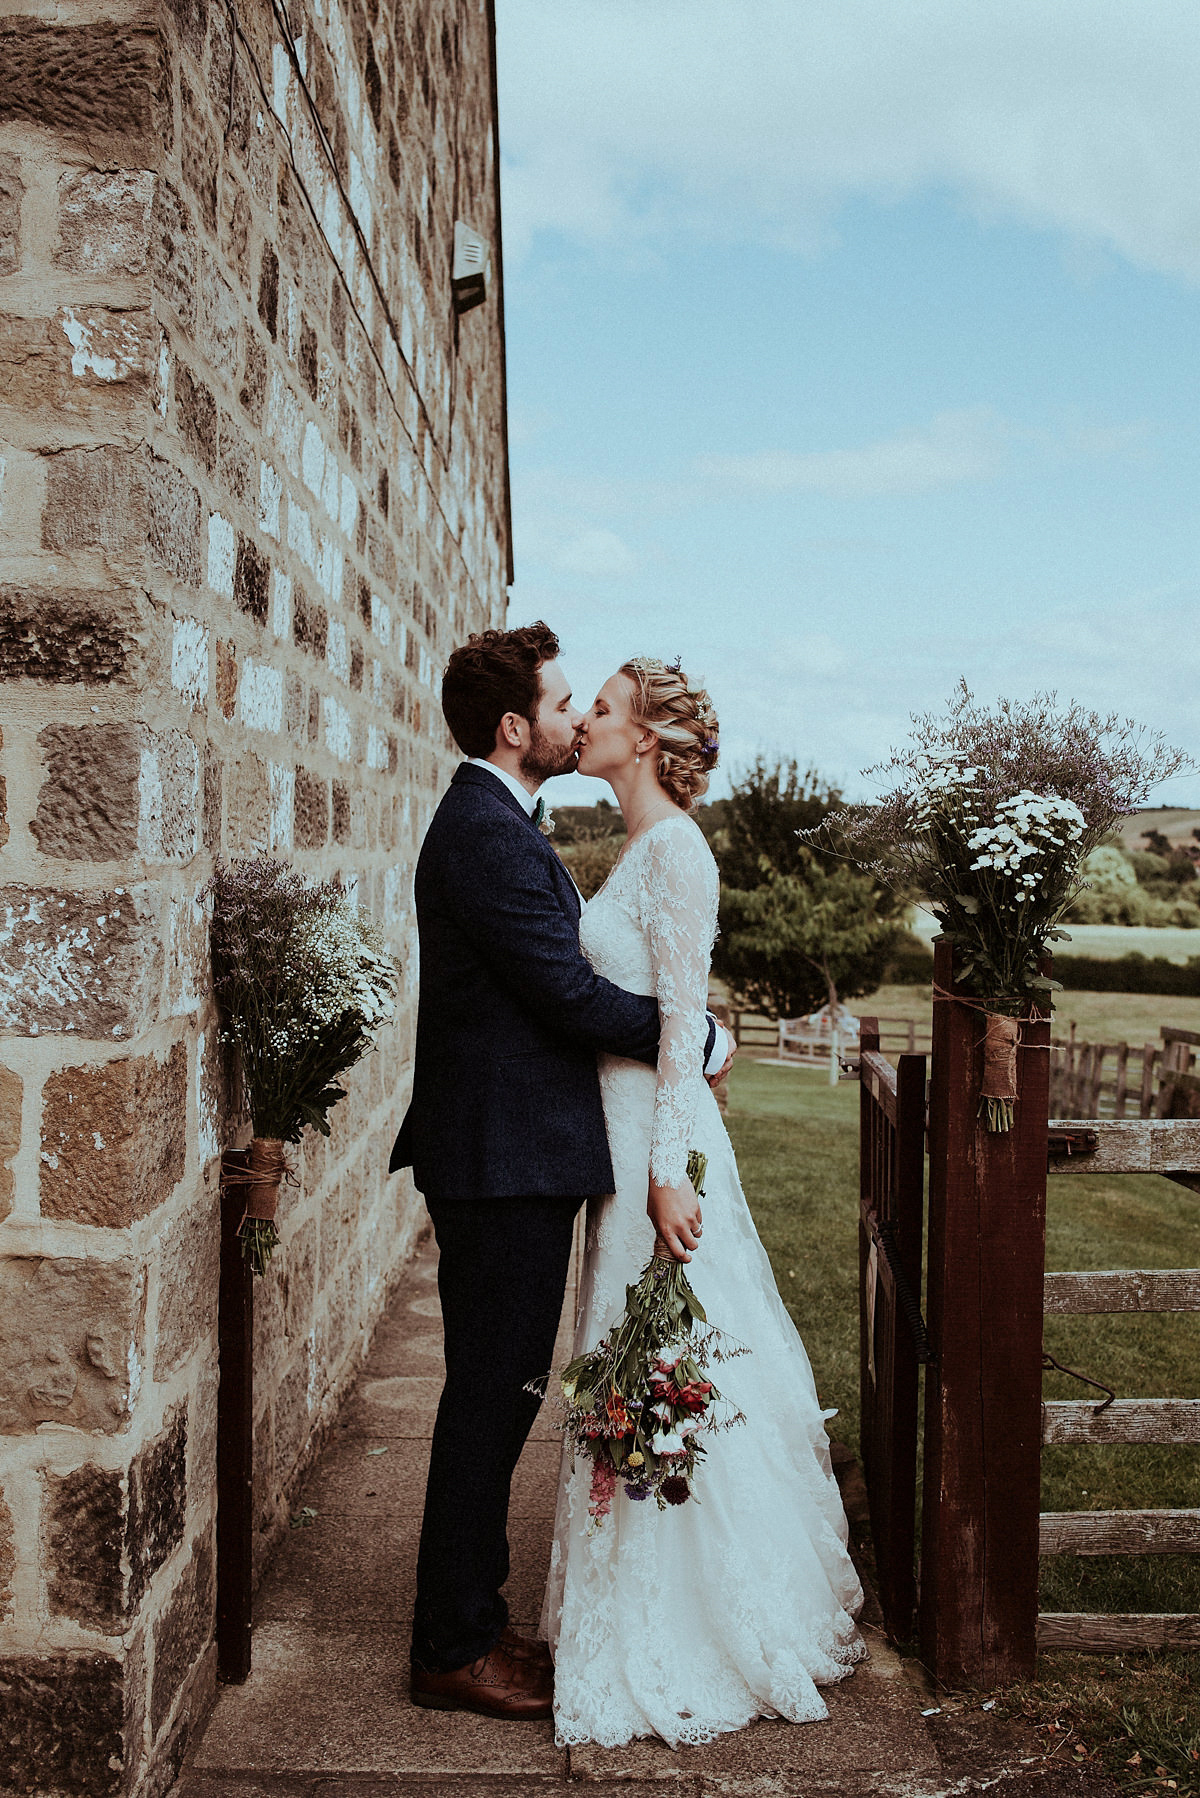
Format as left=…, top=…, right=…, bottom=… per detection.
left=647, top=1178, right=702, bottom=1262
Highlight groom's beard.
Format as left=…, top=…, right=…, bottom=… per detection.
left=519, top=719, right=579, bottom=785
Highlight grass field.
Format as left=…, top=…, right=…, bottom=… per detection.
left=907, top=909, right=1200, bottom=964
left=852, top=982, right=1200, bottom=1049
left=725, top=1056, right=1200, bottom=1791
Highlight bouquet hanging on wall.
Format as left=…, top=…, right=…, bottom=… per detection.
left=546, top=1151, right=748, bottom=1528
left=808, top=685, right=1190, bottom=1129
left=207, top=856, right=400, bottom=1273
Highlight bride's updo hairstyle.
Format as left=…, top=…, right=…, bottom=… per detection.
left=619, top=656, right=719, bottom=811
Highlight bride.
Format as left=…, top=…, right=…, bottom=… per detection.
left=541, top=656, right=866, bottom=1748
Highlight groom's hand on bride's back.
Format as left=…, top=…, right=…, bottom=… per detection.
left=648, top=1178, right=703, bottom=1262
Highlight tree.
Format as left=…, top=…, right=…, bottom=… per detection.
left=704, top=758, right=846, bottom=890
left=713, top=862, right=906, bottom=1022
left=707, top=756, right=909, bottom=1019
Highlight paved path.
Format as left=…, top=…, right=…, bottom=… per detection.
left=175, top=1231, right=1110, bottom=1798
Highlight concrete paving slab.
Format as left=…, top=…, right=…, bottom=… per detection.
left=301, top=1431, right=433, bottom=1519
left=311, top=1784, right=698, bottom=1798
left=191, top=1622, right=565, bottom=1778
left=174, top=1778, right=317, bottom=1798
left=255, top=1508, right=553, bottom=1631
left=565, top=1655, right=942, bottom=1785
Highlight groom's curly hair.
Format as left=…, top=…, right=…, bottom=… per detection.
left=442, top=621, right=561, bottom=757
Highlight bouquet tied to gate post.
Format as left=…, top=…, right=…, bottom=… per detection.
left=807, top=685, right=1190, bottom=1130
left=207, top=856, right=400, bottom=1273
left=545, top=1150, right=748, bottom=1528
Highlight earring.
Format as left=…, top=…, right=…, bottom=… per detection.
left=635, top=753, right=641, bottom=764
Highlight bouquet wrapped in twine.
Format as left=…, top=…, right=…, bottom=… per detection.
left=807, top=685, right=1191, bottom=1131
left=544, top=1151, right=748, bottom=1527
left=207, top=857, right=400, bottom=1274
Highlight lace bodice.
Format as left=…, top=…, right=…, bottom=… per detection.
left=578, top=815, right=719, bottom=1187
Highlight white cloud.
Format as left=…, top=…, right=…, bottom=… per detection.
left=497, top=0, right=1200, bottom=284
left=700, top=406, right=1011, bottom=499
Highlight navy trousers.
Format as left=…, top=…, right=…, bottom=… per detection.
left=411, top=1193, right=583, bottom=1672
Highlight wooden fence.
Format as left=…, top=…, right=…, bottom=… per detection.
left=1049, top=1026, right=1198, bottom=1119
left=1041, top=1116, right=1200, bottom=1652
left=726, top=1007, right=930, bottom=1062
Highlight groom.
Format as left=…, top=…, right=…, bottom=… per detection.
left=391, top=621, right=730, bottom=1720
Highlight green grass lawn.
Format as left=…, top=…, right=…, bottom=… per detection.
left=852, top=982, right=1200, bottom=1048
left=726, top=1055, right=1200, bottom=1791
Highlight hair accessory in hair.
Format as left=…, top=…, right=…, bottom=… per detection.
left=702, top=736, right=719, bottom=756
left=667, top=654, right=683, bottom=674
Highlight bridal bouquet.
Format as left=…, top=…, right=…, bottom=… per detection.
left=550, top=1151, right=747, bottom=1527
left=207, top=857, right=400, bottom=1272
left=810, top=685, right=1189, bottom=1129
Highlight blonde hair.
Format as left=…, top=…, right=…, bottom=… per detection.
left=619, top=656, right=719, bottom=811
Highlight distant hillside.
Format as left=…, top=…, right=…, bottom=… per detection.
left=1116, top=808, right=1200, bottom=850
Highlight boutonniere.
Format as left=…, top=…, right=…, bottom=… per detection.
left=532, top=797, right=555, bottom=836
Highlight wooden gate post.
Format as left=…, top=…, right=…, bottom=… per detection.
left=919, top=938, right=1050, bottom=1686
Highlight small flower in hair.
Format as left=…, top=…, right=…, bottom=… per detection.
left=702, top=736, right=719, bottom=756
left=667, top=654, right=683, bottom=673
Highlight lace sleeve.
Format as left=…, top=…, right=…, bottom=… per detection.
left=636, top=821, right=720, bottom=1187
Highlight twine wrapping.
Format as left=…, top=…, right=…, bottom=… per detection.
left=221, top=1137, right=292, bottom=1225
left=981, top=1012, right=1020, bottom=1102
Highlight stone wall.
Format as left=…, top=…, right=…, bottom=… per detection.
left=0, top=0, right=510, bottom=1788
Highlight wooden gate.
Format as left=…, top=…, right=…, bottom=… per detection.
left=858, top=1022, right=928, bottom=1641
left=859, top=940, right=1200, bottom=1681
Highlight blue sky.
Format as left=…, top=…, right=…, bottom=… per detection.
left=494, top=1, right=1200, bottom=809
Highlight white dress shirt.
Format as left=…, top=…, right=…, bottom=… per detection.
left=462, top=758, right=732, bottom=1079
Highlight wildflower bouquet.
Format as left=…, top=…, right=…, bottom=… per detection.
left=813, top=686, right=1190, bottom=1129
left=207, top=857, right=399, bottom=1272
left=550, top=1151, right=747, bottom=1527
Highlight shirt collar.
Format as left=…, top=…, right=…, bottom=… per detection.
left=465, top=757, right=539, bottom=817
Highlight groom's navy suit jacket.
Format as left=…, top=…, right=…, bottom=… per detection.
left=390, top=763, right=709, bottom=1203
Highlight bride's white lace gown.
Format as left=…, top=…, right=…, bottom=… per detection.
left=541, top=814, right=866, bottom=1748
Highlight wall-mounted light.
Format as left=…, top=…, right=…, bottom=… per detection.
left=451, top=220, right=491, bottom=313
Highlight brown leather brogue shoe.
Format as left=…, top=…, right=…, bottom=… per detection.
left=410, top=1642, right=553, bottom=1720
left=500, top=1626, right=553, bottom=1669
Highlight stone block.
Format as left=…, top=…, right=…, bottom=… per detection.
left=32, top=723, right=199, bottom=862
left=198, top=252, right=239, bottom=371
left=0, top=308, right=154, bottom=418
left=152, top=179, right=196, bottom=332
left=41, top=444, right=148, bottom=558
left=128, top=1402, right=187, bottom=1607
left=54, top=167, right=154, bottom=276
left=0, top=1651, right=127, bottom=1798
left=239, top=330, right=266, bottom=424
left=215, top=638, right=237, bottom=718
left=258, top=241, right=279, bottom=341
left=148, top=455, right=202, bottom=587
left=175, top=362, right=216, bottom=474
left=150, top=1532, right=214, bottom=1737
left=272, top=1354, right=311, bottom=1485
left=154, top=1188, right=218, bottom=1377
left=0, top=585, right=141, bottom=682
left=227, top=750, right=269, bottom=851
left=180, top=74, right=218, bottom=234
left=0, top=882, right=162, bottom=1037
left=0, top=1485, right=13, bottom=1618
left=0, top=151, right=22, bottom=276
left=45, top=1462, right=124, bottom=1628
left=40, top=1043, right=187, bottom=1228
left=235, top=534, right=269, bottom=622
left=293, top=766, right=328, bottom=847
left=0, top=1255, right=140, bottom=1434
left=0, top=19, right=163, bottom=148
left=0, top=1064, right=19, bottom=1223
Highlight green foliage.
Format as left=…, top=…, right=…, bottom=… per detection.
left=1055, top=953, right=1200, bottom=994
left=714, top=862, right=905, bottom=1021
left=707, top=758, right=905, bottom=1020
left=708, top=757, right=847, bottom=890
left=557, top=832, right=624, bottom=900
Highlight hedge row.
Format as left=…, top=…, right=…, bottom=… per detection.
left=884, top=944, right=1200, bottom=997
